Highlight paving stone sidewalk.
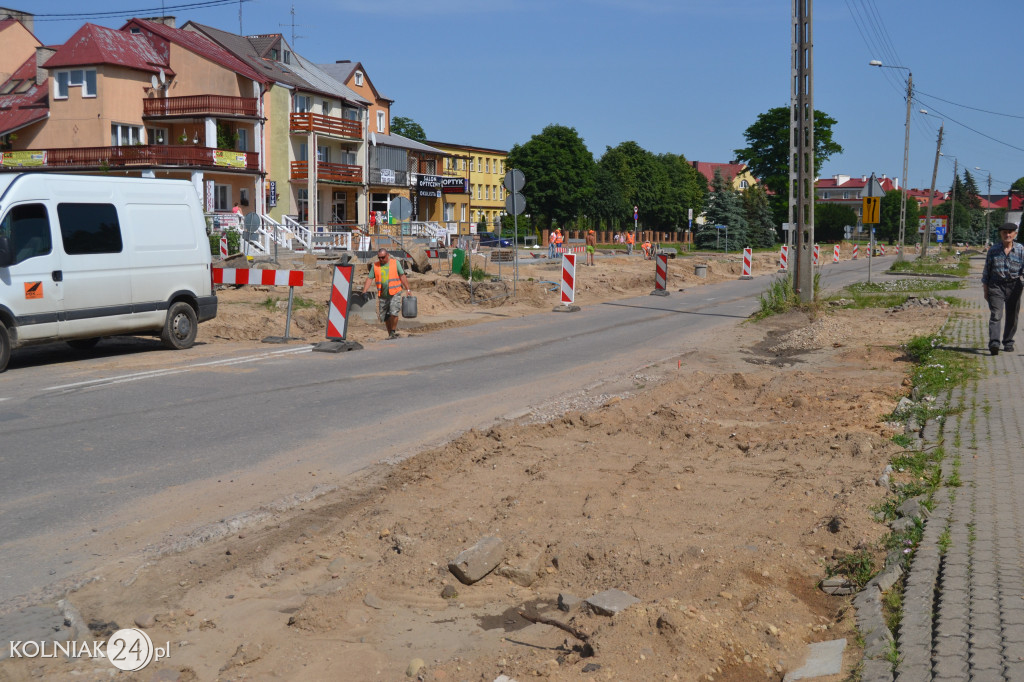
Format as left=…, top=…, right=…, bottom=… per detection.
left=895, top=264, right=1024, bottom=682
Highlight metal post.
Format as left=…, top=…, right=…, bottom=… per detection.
left=920, top=123, right=943, bottom=258
left=284, top=286, right=294, bottom=339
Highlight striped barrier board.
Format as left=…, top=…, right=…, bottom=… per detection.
left=219, top=235, right=228, bottom=259
left=213, top=268, right=304, bottom=287
left=740, top=247, right=753, bottom=279
left=779, top=244, right=788, bottom=271
left=833, top=244, right=840, bottom=263
left=326, top=265, right=354, bottom=341
left=560, top=253, right=576, bottom=305
left=879, top=244, right=886, bottom=256
left=813, top=244, right=820, bottom=266
left=654, top=254, right=668, bottom=290
left=553, top=246, right=585, bottom=255
left=426, top=249, right=439, bottom=258
left=852, top=244, right=859, bottom=259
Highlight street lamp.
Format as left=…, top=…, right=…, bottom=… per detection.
left=869, top=59, right=912, bottom=260
left=976, top=167, right=992, bottom=244
left=918, top=109, right=943, bottom=258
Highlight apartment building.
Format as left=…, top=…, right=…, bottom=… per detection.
left=425, top=141, right=507, bottom=232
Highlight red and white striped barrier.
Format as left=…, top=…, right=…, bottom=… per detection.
left=651, top=254, right=669, bottom=295
left=326, top=265, right=354, bottom=341
left=779, top=244, right=788, bottom=271
left=740, top=247, right=753, bottom=279
left=813, top=244, right=820, bottom=266
left=852, top=244, right=859, bottom=260
left=560, top=253, right=576, bottom=305
left=554, top=245, right=585, bottom=255
left=212, top=268, right=305, bottom=287
left=219, top=235, right=228, bottom=259
left=426, top=249, right=440, bottom=258
left=833, top=244, right=840, bottom=263
left=894, top=244, right=900, bottom=255
left=879, top=244, right=886, bottom=256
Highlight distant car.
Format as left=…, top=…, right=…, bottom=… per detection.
left=476, top=232, right=512, bottom=248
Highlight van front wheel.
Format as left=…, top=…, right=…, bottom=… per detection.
left=0, top=324, right=10, bottom=373
left=161, top=302, right=198, bottom=350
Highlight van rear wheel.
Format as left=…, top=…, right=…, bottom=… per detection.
left=161, top=302, right=198, bottom=350
left=0, top=324, right=10, bottom=373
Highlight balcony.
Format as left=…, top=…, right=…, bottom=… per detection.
left=0, top=145, right=260, bottom=172
left=143, top=95, right=259, bottom=119
left=290, top=112, right=362, bottom=140
left=290, top=160, right=362, bottom=184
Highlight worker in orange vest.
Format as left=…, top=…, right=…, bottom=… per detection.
left=361, top=248, right=412, bottom=340
left=642, top=238, right=653, bottom=259
left=626, top=230, right=635, bottom=255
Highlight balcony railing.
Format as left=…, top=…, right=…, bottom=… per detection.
left=290, top=112, right=362, bottom=140
left=290, top=160, right=362, bottom=184
left=369, top=167, right=408, bottom=186
left=143, top=95, right=259, bottom=118
left=0, top=145, right=260, bottom=171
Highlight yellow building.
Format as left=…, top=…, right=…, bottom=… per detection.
left=424, top=141, right=508, bottom=232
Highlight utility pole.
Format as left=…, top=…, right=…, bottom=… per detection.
left=920, top=122, right=943, bottom=258
left=898, top=73, right=912, bottom=260
left=947, top=157, right=957, bottom=252
left=791, top=0, right=814, bottom=303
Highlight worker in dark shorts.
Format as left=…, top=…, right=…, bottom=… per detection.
left=362, top=249, right=412, bottom=340
left=981, top=222, right=1024, bottom=355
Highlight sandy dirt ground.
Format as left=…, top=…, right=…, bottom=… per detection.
left=0, top=247, right=953, bottom=682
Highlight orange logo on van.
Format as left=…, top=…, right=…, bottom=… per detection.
left=24, top=281, right=43, bottom=299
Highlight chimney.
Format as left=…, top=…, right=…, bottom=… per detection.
left=862, top=175, right=867, bottom=181
left=335, top=60, right=351, bottom=64
left=35, top=46, right=56, bottom=86
left=143, top=16, right=176, bottom=28
left=0, top=7, right=34, bottom=34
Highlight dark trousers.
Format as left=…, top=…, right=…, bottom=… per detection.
left=988, top=280, right=1023, bottom=346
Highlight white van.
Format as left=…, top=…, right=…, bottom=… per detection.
left=0, top=173, right=217, bottom=372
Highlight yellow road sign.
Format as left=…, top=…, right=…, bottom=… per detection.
left=862, top=196, right=880, bottom=224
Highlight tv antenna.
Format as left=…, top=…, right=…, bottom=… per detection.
left=279, top=3, right=305, bottom=47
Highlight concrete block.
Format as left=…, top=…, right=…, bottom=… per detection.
left=448, top=536, right=505, bottom=585
left=585, top=588, right=640, bottom=616
left=783, top=638, right=846, bottom=681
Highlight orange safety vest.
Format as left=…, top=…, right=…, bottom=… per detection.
left=554, top=232, right=563, bottom=245
left=626, top=233, right=635, bottom=244
left=373, top=259, right=403, bottom=296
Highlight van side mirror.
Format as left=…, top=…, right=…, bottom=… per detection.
left=0, top=235, right=11, bottom=267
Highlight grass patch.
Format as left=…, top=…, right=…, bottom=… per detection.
left=906, top=334, right=980, bottom=398
left=845, top=279, right=965, bottom=294
left=826, top=550, right=875, bottom=589
left=259, top=295, right=318, bottom=311
left=889, top=254, right=969, bottom=276
left=752, top=272, right=821, bottom=320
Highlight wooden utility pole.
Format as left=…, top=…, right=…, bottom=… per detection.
left=920, top=123, right=943, bottom=258
left=791, top=0, right=815, bottom=302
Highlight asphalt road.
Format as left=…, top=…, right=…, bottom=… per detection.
left=0, top=256, right=891, bottom=610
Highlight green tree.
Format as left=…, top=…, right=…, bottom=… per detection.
left=742, top=184, right=777, bottom=247
left=877, top=189, right=921, bottom=244
left=588, top=163, right=626, bottom=230
left=654, top=152, right=708, bottom=234
left=506, top=124, right=595, bottom=231
left=696, top=169, right=748, bottom=251
left=597, top=141, right=668, bottom=229
left=391, top=116, right=426, bottom=142
left=732, top=106, right=843, bottom=226
left=1011, top=177, right=1024, bottom=194
left=814, top=202, right=858, bottom=242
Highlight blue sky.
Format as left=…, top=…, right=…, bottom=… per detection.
left=24, top=0, right=1024, bottom=199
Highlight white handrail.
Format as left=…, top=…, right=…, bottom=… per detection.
left=283, top=215, right=312, bottom=251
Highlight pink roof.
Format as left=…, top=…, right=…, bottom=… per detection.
left=0, top=55, right=48, bottom=136
left=121, top=18, right=268, bottom=85
left=44, top=23, right=169, bottom=74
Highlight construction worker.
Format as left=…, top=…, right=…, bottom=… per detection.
left=548, top=228, right=558, bottom=258
left=626, top=230, right=635, bottom=255
left=642, top=238, right=653, bottom=259
left=585, top=229, right=597, bottom=266
left=362, top=248, right=412, bottom=340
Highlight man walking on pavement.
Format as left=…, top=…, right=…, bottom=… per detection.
left=362, top=248, right=412, bottom=340
left=981, top=222, right=1024, bottom=355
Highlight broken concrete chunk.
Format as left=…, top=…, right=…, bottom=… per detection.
left=585, top=588, right=640, bottom=616
left=820, top=578, right=856, bottom=596
left=558, top=593, right=581, bottom=612
left=495, top=548, right=543, bottom=587
left=448, top=536, right=505, bottom=585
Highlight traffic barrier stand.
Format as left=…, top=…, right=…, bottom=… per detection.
left=740, top=247, right=753, bottom=280
left=651, top=253, right=670, bottom=296
left=553, top=245, right=585, bottom=255
left=879, top=244, right=886, bottom=256
left=212, top=268, right=306, bottom=343
left=779, top=244, right=788, bottom=272
left=833, top=244, right=840, bottom=263
left=313, top=264, right=363, bottom=353
left=813, top=244, right=820, bottom=266
left=553, top=253, right=580, bottom=312
left=852, top=244, right=859, bottom=259
left=219, top=235, right=228, bottom=259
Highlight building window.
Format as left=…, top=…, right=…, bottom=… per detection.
left=269, top=48, right=279, bottom=61
left=823, top=192, right=830, bottom=199
left=461, top=204, right=466, bottom=222
left=485, top=186, right=490, bottom=200
left=297, top=189, right=308, bottom=222
left=146, top=127, right=167, bottom=145
left=376, top=110, right=385, bottom=133
left=317, top=145, right=329, bottom=163
left=322, top=100, right=331, bottom=116
left=54, top=69, right=96, bottom=99
left=236, top=128, right=248, bottom=152
left=470, top=158, right=475, bottom=172
left=111, top=123, right=142, bottom=146
left=294, top=95, right=311, bottom=113
left=443, top=202, right=454, bottom=222
left=354, top=71, right=364, bottom=86
left=739, top=179, right=749, bottom=189
left=283, top=50, right=292, bottom=64
left=843, top=191, right=849, bottom=200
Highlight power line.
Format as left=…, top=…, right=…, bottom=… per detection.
left=915, top=89, right=1024, bottom=121
left=30, top=0, right=250, bottom=21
